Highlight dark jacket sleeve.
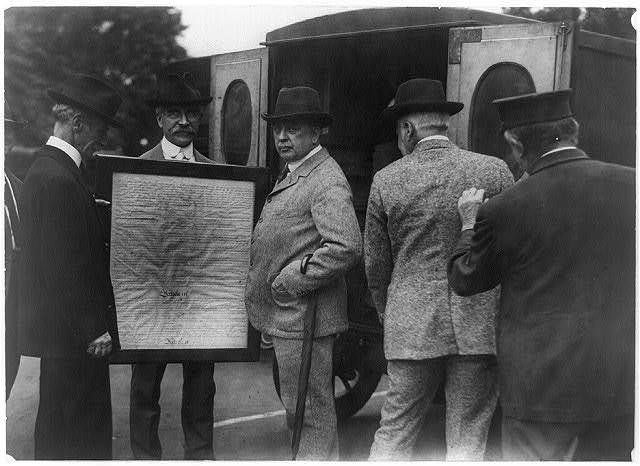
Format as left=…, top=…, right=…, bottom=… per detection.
left=39, top=176, right=108, bottom=348
left=447, top=208, right=502, bottom=297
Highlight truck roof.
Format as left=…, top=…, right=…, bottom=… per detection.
left=263, top=7, right=538, bottom=45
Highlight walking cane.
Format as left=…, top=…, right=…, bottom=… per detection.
left=291, top=254, right=316, bottom=460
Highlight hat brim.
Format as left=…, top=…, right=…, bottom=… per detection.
left=381, top=101, right=464, bottom=120
left=4, top=117, right=28, bottom=128
left=261, top=112, right=333, bottom=127
left=146, top=96, right=214, bottom=107
left=48, top=89, right=125, bottom=128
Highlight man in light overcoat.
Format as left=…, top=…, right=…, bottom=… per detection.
left=245, top=86, right=362, bottom=460
left=130, top=73, right=217, bottom=460
left=365, top=79, right=513, bottom=460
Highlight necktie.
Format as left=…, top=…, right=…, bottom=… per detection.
left=277, top=166, right=290, bottom=183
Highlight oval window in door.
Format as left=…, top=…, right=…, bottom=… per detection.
left=469, top=62, right=535, bottom=177
left=222, top=80, right=252, bottom=166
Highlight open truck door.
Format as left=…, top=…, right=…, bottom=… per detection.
left=447, top=21, right=575, bottom=176
left=210, top=48, right=269, bottom=168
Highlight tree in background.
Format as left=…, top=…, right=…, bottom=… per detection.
left=4, top=7, right=188, bottom=159
left=503, top=7, right=636, bottom=41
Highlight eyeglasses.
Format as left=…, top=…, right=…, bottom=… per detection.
left=165, top=107, right=202, bottom=121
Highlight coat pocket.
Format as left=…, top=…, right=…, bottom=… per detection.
left=270, top=288, right=311, bottom=334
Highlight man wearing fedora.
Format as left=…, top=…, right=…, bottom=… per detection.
left=365, top=78, right=513, bottom=460
left=245, top=86, right=362, bottom=459
left=16, top=73, right=122, bottom=459
left=130, top=72, right=217, bottom=460
left=448, top=90, right=634, bottom=460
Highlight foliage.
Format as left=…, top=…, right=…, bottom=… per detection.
left=503, top=8, right=636, bottom=41
left=4, top=7, right=189, bottom=153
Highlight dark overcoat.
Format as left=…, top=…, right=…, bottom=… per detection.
left=448, top=148, right=635, bottom=423
left=17, top=145, right=116, bottom=357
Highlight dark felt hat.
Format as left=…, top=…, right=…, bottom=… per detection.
left=47, top=73, right=124, bottom=128
left=381, top=78, right=464, bottom=120
left=493, top=89, right=574, bottom=131
left=146, top=72, right=213, bottom=107
left=261, top=86, right=332, bottom=127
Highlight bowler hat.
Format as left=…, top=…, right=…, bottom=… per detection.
left=47, top=73, right=124, bottom=128
left=146, top=72, right=213, bottom=107
left=493, top=89, right=574, bottom=131
left=381, top=79, right=464, bottom=120
left=261, top=86, right=332, bottom=127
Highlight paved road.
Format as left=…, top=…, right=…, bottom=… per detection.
left=6, top=350, right=484, bottom=460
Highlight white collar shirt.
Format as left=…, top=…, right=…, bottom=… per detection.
left=417, top=135, right=449, bottom=145
left=46, top=136, right=82, bottom=168
left=540, top=146, right=578, bottom=159
left=287, top=144, right=323, bottom=173
left=161, top=136, right=194, bottom=162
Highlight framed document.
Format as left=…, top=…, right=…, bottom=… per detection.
left=95, top=155, right=269, bottom=363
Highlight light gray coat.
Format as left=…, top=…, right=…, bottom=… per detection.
left=245, top=147, right=362, bottom=338
left=364, top=138, right=513, bottom=359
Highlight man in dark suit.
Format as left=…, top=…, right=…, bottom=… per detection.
left=448, top=89, right=634, bottom=460
left=130, top=73, right=217, bottom=460
left=16, top=73, right=123, bottom=459
left=4, top=97, right=27, bottom=398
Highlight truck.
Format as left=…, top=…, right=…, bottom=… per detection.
left=164, top=7, right=636, bottom=422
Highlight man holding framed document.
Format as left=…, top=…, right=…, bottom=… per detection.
left=129, top=73, right=218, bottom=460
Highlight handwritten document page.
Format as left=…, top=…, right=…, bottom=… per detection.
left=110, top=172, right=255, bottom=350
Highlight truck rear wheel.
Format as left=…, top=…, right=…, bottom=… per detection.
left=272, top=357, right=382, bottom=421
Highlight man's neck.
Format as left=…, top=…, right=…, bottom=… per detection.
left=287, top=144, right=322, bottom=172
left=46, top=135, right=82, bottom=168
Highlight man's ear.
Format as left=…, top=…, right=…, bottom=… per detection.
left=503, top=130, right=523, bottom=157
left=311, top=126, right=322, bottom=144
left=155, top=108, right=164, bottom=128
left=71, top=113, right=84, bottom=133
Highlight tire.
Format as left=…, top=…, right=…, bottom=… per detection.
left=272, top=357, right=382, bottom=421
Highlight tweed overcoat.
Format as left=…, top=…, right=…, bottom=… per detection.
left=448, top=149, right=635, bottom=422
left=365, top=138, right=513, bottom=360
left=139, top=142, right=214, bottom=163
left=245, top=147, right=362, bottom=338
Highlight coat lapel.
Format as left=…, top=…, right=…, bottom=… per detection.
left=269, top=148, right=330, bottom=196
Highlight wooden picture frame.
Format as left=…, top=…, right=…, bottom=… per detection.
left=95, top=155, right=269, bottom=363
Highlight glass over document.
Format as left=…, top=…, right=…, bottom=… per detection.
left=110, top=172, right=255, bottom=351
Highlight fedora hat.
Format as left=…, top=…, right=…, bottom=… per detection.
left=47, top=73, right=124, bottom=128
left=146, top=72, right=213, bottom=107
left=261, top=86, right=332, bottom=127
left=493, top=89, right=574, bottom=131
left=381, top=78, right=463, bottom=120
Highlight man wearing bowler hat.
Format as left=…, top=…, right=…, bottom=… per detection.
left=365, top=79, right=513, bottom=460
left=16, top=73, right=122, bottom=459
left=130, top=72, right=216, bottom=460
left=448, top=89, right=634, bottom=460
left=245, top=86, right=362, bottom=459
